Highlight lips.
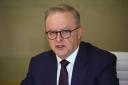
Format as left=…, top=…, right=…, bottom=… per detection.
left=56, top=45, right=65, bottom=49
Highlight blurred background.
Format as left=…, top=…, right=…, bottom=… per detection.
left=0, top=0, right=128, bottom=85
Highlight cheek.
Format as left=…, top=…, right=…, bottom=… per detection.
left=66, top=33, right=80, bottom=47
left=71, top=32, right=80, bottom=41
left=65, top=38, right=75, bottom=48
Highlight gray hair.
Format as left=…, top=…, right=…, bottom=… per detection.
left=44, top=4, right=80, bottom=27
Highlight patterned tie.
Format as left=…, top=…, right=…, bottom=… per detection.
left=59, top=60, right=69, bottom=85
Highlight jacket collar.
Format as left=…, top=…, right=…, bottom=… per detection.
left=71, top=42, right=90, bottom=85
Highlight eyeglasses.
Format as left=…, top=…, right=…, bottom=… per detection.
left=45, top=27, right=79, bottom=40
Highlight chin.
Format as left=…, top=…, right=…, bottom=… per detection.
left=56, top=53, right=65, bottom=57
left=56, top=52, right=67, bottom=58
left=54, top=49, right=68, bottom=57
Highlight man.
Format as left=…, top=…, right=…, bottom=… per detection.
left=21, top=4, right=119, bottom=85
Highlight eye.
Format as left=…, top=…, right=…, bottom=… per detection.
left=61, top=30, right=71, bottom=34
left=48, top=31, right=57, bottom=35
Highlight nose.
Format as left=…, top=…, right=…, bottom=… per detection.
left=56, top=32, right=63, bottom=42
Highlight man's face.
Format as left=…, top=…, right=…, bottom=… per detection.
left=45, top=11, right=83, bottom=59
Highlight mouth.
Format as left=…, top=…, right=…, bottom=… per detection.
left=55, top=45, right=65, bottom=49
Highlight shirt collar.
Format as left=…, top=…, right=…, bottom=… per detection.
left=56, top=47, right=79, bottom=65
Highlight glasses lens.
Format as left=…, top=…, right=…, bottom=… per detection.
left=61, top=30, right=71, bottom=38
left=47, top=31, right=57, bottom=39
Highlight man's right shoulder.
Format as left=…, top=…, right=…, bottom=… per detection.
left=31, top=50, right=55, bottom=61
left=28, top=50, right=56, bottom=70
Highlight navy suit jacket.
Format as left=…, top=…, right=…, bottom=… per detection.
left=21, top=42, right=119, bottom=85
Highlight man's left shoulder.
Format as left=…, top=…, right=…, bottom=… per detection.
left=80, top=42, right=117, bottom=62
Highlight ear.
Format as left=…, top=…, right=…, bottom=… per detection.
left=78, top=26, right=85, bottom=39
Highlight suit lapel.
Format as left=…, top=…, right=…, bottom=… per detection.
left=42, top=51, right=57, bottom=85
left=71, top=42, right=89, bottom=85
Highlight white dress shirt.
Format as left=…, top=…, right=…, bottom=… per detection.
left=56, top=47, right=79, bottom=85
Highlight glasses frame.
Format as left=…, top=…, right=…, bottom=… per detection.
left=45, top=27, right=79, bottom=40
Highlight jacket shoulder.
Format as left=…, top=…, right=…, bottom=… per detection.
left=80, top=42, right=117, bottom=63
left=30, top=50, right=56, bottom=65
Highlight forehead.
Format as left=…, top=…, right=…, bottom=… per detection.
left=46, top=11, right=75, bottom=21
left=45, top=11, right=76, bottom=30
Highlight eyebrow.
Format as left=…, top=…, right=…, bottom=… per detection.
left=46, top=27, right=71, bottom=32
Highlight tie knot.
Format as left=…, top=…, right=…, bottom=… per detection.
left=60, top=60, right=69, bottom=67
